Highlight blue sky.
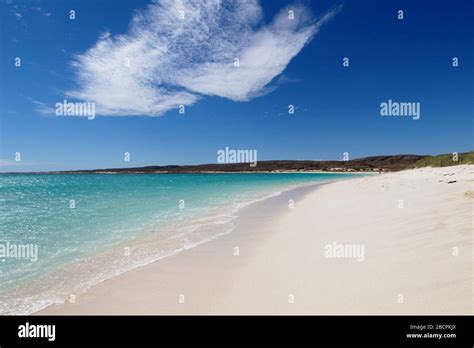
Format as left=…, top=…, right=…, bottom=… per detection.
left=0, top=0, right=472, bottom=172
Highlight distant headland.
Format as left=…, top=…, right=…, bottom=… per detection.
left=8, top=152, right=473, bottom=174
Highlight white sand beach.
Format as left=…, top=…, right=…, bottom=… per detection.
left=38, top=165, right=473, bottom=315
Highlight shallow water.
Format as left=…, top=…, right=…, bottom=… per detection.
left=0, top=172, right=359, bottom=314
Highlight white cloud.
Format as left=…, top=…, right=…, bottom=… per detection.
left=30, top=99, right=56, bottom=115
left=67, top=0, right=340, bottom=117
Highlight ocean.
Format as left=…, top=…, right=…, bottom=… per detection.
left=0, top=172, right=358, bottom=314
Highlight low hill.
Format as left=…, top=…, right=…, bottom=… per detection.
left=413, top=152, right=474, bottom=168
left=45, top=154, right=426, bottom=174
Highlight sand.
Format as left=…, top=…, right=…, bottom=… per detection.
left=38, top=165, right=473, bottom=315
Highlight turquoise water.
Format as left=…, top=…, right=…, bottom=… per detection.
left=0, top=173, right=357, bottom=314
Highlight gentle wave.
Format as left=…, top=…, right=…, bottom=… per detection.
left=0, top=173, right=359, bottom=314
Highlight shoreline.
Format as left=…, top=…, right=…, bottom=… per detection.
left=37, top=165, right=473, bottom=315
left=1, top=179, right=341, bottom=315
left=2, top=170, right=377, bottom=175
left=37, top=182, right=323, bottom=315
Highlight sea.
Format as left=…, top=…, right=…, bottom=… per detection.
left=0, top=172, right=359, bottom=314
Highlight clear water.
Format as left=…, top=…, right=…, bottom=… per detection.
left=0, top=173, right=358, bottom=314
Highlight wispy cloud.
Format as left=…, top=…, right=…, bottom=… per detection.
left=67, top=0, right=341, bottom=117
left=30, top=99, right=56, bottom=115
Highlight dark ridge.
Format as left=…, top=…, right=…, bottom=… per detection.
left=29, top=154, right=426, bottom=174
